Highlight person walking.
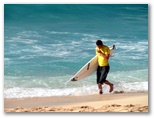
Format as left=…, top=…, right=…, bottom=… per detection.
left=95, top=40, right=113, bottom=94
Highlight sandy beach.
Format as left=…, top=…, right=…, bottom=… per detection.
left=4, top=92, right=148, bottom=112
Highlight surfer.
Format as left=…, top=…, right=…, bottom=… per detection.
left=96, top=40, right=114, bottom=94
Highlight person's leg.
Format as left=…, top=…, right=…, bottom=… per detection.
left=104, top=80, right=113, bottom=92
left=100, top=66, right=114, bottom=93
left=98, top=83, right=103, bottom=94
left=97, top=66, right=103, bottom=94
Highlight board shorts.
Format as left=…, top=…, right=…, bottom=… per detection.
left=96, top=65, right=110, bottom=84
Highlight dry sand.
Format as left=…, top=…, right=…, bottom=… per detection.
left=4, top=92, right=148, bottom=112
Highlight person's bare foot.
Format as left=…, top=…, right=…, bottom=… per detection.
left=109, top=84, right=114, bottom=92
left=99, top=89, right=103, bottom=94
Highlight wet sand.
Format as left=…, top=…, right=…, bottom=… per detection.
left=4, top=92, right=148, bottom=112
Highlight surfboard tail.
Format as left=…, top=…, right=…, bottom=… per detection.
left=70, top=78, right=77, bottom=81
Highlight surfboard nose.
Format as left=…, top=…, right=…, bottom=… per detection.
left=113, top=45, right=116, bottom=49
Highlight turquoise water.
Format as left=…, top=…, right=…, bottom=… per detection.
left=4, top=4, right=148, bottom=98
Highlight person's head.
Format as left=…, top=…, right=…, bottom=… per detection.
left=96, top=40, right=103, bottom=49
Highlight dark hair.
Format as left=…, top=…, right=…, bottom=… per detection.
left=96, top=40, right=103, bottom=45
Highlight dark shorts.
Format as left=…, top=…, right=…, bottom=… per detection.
left=97, top=65, right=110, bottom=84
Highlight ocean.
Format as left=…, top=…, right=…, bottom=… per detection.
left=4, top=4, right=148, bottom=98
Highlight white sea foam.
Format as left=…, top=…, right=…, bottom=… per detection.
left=19, top=55, right=35, bottom=59
left=46, top=31, right=99, bottom=39
left=4, top=68, right=148, bottom=98
left=46, top=31, right=70, bottom=34
left=6, top=50, right=21, bottom=55
left=7, top=37, right=38, bottom=44
left=4, top=58, right=10, bottom=61
left=83, top=34, right=99, bottom=38
left=17, top=31, right=43, bottom=38
left=99, top=38, right=114, bottom=42
left=115, top=40, right=148, bottom=61
left=71, top=41, right=82, bottom=45
left=4, top=81, right=148, bottom=98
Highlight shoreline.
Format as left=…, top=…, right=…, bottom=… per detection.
left=4, top=92, right=148, bottom=112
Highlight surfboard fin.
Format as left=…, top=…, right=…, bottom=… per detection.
left=70, top=78, right=77, bottom=81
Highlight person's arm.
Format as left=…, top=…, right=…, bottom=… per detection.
left=96, top=48, right=110, bottom=60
